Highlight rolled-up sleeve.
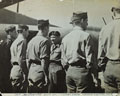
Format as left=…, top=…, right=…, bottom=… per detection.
left=40, top=40, right=50, bottom=59
left=61, top=41, right=68, bottom=66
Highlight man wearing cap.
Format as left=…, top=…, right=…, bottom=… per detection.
left=48, top=31, right=66, bottom=93
left=10, top=24, right=29, bottom=92
left=61, top=11, right=95, bottom=93
left=0, top=26, right=17, bottom=92
left=98, top=4, right=120, bottom=93
left=26, top=20, right=50, bottom=93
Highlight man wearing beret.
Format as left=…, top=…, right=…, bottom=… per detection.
left=10, top=24, right=29, bottom=92
left=0, top=26, right=17, bottom=92
left=26, top=20, right=50, bottom=93
left=61, top=11, right=95, bottom=93
left=48, top=31, right=66, bottom=93
left=98, top=4, right=120, bottom=93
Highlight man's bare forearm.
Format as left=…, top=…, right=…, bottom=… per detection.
left=41, top=58, right=49, bottom=76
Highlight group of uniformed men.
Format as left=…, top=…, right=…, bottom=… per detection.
left=0, top=5, right=120, bottom=93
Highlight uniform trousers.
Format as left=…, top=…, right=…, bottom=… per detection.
left=28, top=63, right=47, bottom=93
left=103, top=60, right=120, bottom=93
left=66, top=65, right=95, bottom=93
left=10, top=65, right=27, bottom=93
left=48, top=62, right=66, bottom=93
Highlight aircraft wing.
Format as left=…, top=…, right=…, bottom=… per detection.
left=0, top=0, right=24, bottom=9
left=0, top=9, right=60, bottom=28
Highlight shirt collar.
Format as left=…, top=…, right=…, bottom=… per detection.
left=37, top=30, right=44, bottom=36
left=51, top=43, right=60, bottom=52
left=73, top=26, right=83, bottom=30
left=52, top=43, right=60, bottom=47
left=115, top=18, right=120, bottom=20
left=18, top=33, right=24, bottom=40
left=114, top=15, right=120, bottom=20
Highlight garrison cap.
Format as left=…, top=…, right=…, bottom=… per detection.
left=70, top=11, right=88, bottom=24
left=111, top=1, right=120, bottom=12
left=5, top=25, right=16, bottom=33
left=38, top=19, right=49, bottom=27
left=49, top=31, right=61, bottom=37
left=17, top=24, right=29, bottom=31
left=111, top=5, right=120, bottom=12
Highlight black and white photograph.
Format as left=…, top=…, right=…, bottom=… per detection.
left=0, top=0, right=120, bottom=95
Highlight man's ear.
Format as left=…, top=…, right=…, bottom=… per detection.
left=79, top=19, right=83, bottom=24
left=113, top=11, right=116, bottom=17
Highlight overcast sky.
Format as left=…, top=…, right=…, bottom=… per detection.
left=4, top=0, right=119, bottom=29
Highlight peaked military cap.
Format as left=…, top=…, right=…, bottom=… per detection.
left=38, top=19, right=49, bottom=26
left=17, top=24, right=29, bottom=31
left=70, top=11, right=88, bottom=24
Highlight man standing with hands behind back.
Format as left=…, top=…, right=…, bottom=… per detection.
left=98, top=3, right=120, bottom=93
left=10, top=24, right=29, bottom=92
left=61, top=11, right=95, bottom=93
left=27, top=20, right=50, bottom=93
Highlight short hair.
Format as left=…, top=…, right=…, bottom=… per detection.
left=17, top=24, right=29, bottom=33
left=49, top=31, right=61, bottom=37
left=5, top=26, right=16, bottom=34
left=38, top=20, right=49, bottom=30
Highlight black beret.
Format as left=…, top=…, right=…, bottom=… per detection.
left=49, top=31, right=61, bottom=37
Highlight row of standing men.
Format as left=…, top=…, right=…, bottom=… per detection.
left=0, top=5, right=120, bottom=93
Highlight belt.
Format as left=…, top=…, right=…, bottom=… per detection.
left=29, top=59, right=41, bottom=65
left=109, top=59, right=120, bottom=62
left=13, top=62, right=19, bottom=65
left=70, top=60, right=86, bottom=67
left=50, top=60, right=61, bottom=64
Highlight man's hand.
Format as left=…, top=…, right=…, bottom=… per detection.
left=44, top=75, right=49, bottom=87
left=94, top=78, right=101, bottom=87
left=63, top=64, right=69, bottom=71
left=98, top=57, right=108, bottom=72
left=98, top=63, right=106, bottom=72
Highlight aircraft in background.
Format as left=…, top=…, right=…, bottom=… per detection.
left=0, top=0, right=24, bottom=9
left=0, top=0, right=101, bottom=55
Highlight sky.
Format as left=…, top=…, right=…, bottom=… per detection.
left=4, top=0, right=119, bottom=29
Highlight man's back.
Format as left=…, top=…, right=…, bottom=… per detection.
left=10, top=34, right=26, bottom=65
left=27, top=34, right=49, bottom=61
left=62, top=26, right=91, bottom=64
left=98, top=19, right=120, bottom=60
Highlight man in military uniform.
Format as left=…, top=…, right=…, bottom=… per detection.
left=98, top=4, right=120, bottom=93
left=48, top=31, right=66, bottom=93
left=0, top=26, right=17, bottom=92
left=10, top=24, right=29, bottom=92
left=61, top=11, right=95, bottom=93
left=26, top=20, right=50, bottom=93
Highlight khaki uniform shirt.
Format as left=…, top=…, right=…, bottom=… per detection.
left=27, top=31, right=50, bottom=82
left=50, top=44, right=61, bottom=62
left=61, top=26, right=94, bottom=66
left=10, top=34, right=27, bottom=66
left=26, top=31, right=50, bottom=68
left=98, top=18, right=120, bottom=61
